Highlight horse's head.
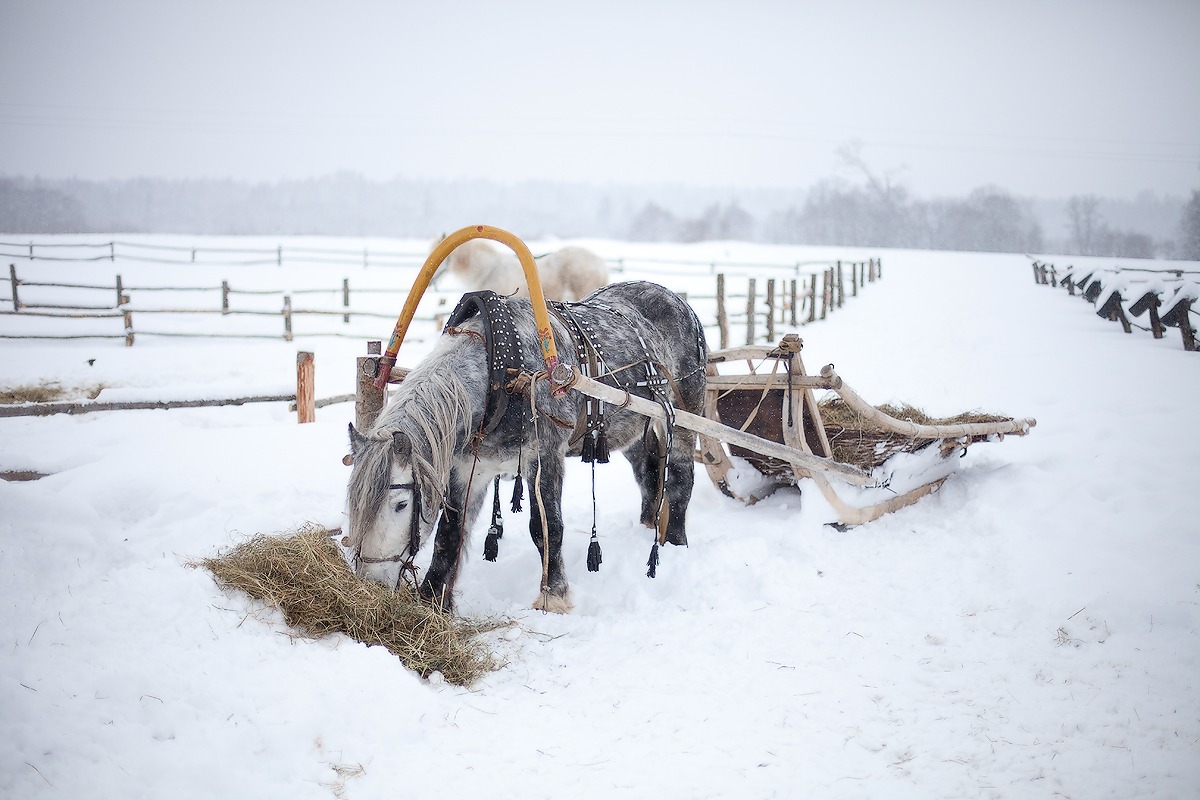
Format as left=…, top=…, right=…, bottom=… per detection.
left=345, top=423, right=431, bottom=588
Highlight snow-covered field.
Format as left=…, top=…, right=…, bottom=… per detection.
left=2, top=236, right=1197, bottom=799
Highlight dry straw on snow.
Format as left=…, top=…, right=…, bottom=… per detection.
left=199, top=524, right=505, bottom=686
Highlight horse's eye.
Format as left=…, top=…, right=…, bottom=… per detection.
left=394, top=501, right=408, bottom=513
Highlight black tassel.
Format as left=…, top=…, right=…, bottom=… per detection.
left=587, top=536, right=603, bottom=572
left=483, top=526, right=501, bottom=562
left=510, top=475, right=524, bottom=513
left=581, top=434, right=595, bottom=463
left=594, top=430, right=610, bottom=464
left=646, top=542, right=659, bottom=578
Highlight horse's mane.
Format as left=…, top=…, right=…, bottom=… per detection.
left=346, top=335, right=481, bottom=549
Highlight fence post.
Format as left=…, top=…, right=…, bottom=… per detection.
left=835, top=261, right=844, bottom=308
left=356, top=341, right=386, bottom=432
left=870, top=259, right=877, bottom=283
left=789, top=278, right=798, bottom=326
left=716, top=273, right=729, bottom=349
left=746, top=278, right=757, bottom=345
left=9, top=264, right=19, bottom=311
left=109, top=242, right=115, bottom=261
left=1147, top=295, right=1164, bottom=340
left=807, top=275, right=817, bottom=324
left=877, top=258, right=882, bottom=280
left=277, top=245, right=283, bottom=267
left=343, top=278, right=351, bottom=323
left=820, top=270, right=829, bottom=320
left=296, top=351, right=315, bottom=424
left=283, top=295, right=293, bottom=341
left=766, top=278, right=776, bottom=343
left=851, top=263, right=858, bottom=297
left=1049, top=265, right=1057, bottom=286
left=221, top=280, right=230, bottom=314
left=123, top=310, right=134, bottom=347
left=115, top=274, right=128, bottom=307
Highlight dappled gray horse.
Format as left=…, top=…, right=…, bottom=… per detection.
left=344, top=281, right=707, bottom=613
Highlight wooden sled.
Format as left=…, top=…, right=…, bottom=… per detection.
left=695, top=334, right=1034, bottom=525
left=359, top=225, right=1036, bottom=527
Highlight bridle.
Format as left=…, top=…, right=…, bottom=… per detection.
left=353, top=481, right=423, bottom=587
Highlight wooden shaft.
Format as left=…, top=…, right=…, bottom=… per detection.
left=552, top=364, right=873, bottom=486
left=296, top=351, right=315, bottom=424
left=819, top=364, right=1036, bottom=437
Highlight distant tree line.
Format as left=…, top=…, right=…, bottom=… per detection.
left=1, top=174, right=1191, bottom=259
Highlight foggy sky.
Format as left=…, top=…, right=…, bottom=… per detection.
left=2, top=0, right=1197, bottom=199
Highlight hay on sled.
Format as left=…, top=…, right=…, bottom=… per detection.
left=198, top=524, right=505, bottom=686
left=819, top=397, right=1013, bottom=471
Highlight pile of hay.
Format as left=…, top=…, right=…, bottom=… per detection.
left=819, top=398, right=1013, bottom=471
left=199, top=525, right=504, bottom=686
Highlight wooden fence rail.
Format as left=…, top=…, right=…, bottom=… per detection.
left=1030, top=258, right=1198, bottom=352
left=3, top=257, right=882, bottom=347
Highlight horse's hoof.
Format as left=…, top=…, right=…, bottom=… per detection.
left=418, top=583, right=454, bottom=614
left=532, top=591, right=574, bottom=614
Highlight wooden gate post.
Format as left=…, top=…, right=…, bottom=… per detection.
left=296, top=351, right=315, bottom=423
left=835, top=261, right=844, bottom=308
left=807, top=275, right=816, bottom=324
left=789, top=278, right=798, bottom=326
left=123, top=310, right=134, bottom=347
left=356, top=341, right=386, bottom=432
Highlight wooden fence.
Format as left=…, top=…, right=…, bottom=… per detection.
left=1030, top=259, right=1198, bottom=351
left=2, top=257, right=882, bottom=347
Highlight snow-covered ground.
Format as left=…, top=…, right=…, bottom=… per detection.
left=1, top=237, right=1197, bottom=799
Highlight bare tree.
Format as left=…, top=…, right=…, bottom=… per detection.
left=1067, top=195, right=1103, bottom=255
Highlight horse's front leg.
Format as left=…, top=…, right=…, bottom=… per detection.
left=421, top=467, right=491, bottom=612
left=527, top=454, right=573, bottom=613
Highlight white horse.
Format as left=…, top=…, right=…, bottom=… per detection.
left=432, top=239, right=609, bottom=302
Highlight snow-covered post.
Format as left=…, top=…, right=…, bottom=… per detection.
left=123, top=310, right=134, bottom=347
left=790, top=279, right=798, bottom=326
left=342, top=278, right=351, bottom=323
left=221, top=281, right=230, bottom=314
left=283, top=296, right=293, bottom=341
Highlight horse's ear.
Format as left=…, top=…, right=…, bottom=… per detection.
left=348, top=423, right=368, bottom=456
left=391, top=431, right=412, bottom=460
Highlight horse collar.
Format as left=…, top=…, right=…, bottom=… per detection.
left=443, top=291, right=527, bottom=436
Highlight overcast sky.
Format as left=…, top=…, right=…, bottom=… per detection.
left=2, top=0, right=1197, bottom=199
